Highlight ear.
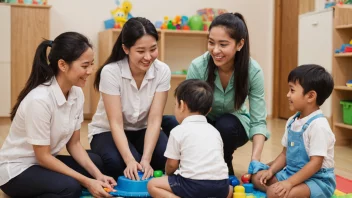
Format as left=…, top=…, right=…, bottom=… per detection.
left=307, top=90, right=317, bottom=103
left=236, top=39, right=245, bottom=51
left=58, top=59, right=67, bottom=72
left=180, top=100, right=186, bottom=112
left=122, top=44, right=129, bottom=55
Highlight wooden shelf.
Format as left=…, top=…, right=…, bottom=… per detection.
left=335, top=24, right=352, bottom=29
left=0, top=3, right=51, bottom=8
left=171, top=74, right=187, bottom=78
left=335, top=52, right=352, bottom=57
left=334, top=86, right=352, bottom=91
left=334, top=122, right=352, bottom=130
left=109, top=28, right=207, bottom=35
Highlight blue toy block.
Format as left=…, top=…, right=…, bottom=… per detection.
left=229, top=175, right=240, bottom=186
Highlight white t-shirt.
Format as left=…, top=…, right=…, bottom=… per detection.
left=88, top=58, right=171, bottom=142
left=0, top=77, right=84, bottom=186
left=281, top=109, right=335, bottom=168
left=164, top=115, right=228, bottom=180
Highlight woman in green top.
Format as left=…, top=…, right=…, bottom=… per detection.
left=162, top=12, right=270, bottom=175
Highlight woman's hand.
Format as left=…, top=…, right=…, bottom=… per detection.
left=124, top=159, right=143, bottom=180
left=96, top=174, right=117, bottom=189
left=84, top=178, right=112, bottom=198
left=140, top=159, right=154, bottom=180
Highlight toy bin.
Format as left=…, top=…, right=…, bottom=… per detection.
left=340, top=100, right=352, bottom=125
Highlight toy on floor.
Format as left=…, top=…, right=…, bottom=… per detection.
left=233, top=184, right=266, bottom=198
left=241, top=173, right=251, bottom=184
left=80, top=170, right=163, bottom=198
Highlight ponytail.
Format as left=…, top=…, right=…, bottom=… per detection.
left=10, top=32, right=92, bottom=120
left=10, top=40, right=54, bottom=120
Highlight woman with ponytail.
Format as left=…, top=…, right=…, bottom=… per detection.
left=162, top=13, right=270, bottom=176
left=0, top=32, right=116, bottom=198
left=88, top=17, right=171, bottom=181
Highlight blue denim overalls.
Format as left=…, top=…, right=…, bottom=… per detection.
left=275, top=112, right=336, bottom=198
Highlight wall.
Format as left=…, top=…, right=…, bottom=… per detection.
left=49, top=0, right=274, bottom=116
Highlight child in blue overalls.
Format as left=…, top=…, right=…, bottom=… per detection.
left=252, top=64, right=336, bottom=198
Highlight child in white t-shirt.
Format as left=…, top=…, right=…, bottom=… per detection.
left=148, top=79, right=232, bottom=198
left=252, top=64, right=336, bottom=198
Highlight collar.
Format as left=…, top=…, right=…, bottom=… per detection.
left=181, top=115, right=207, bottom=125
left=295, top=109, right=323, bottom=124
left=50, top=77, right=77, bottom=106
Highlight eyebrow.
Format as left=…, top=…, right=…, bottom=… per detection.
left=136, top=44, right=157, bottom=50
left=208, top=37, right=229, bottom=43
left=82, top=59, right=94, bottom=64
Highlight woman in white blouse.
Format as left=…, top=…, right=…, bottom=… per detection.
left=0, top=32, right=116, bottom=198
left=88, top=17, right=171, bottom=181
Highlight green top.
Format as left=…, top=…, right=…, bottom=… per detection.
left=186, top=52, right=270, bottom=140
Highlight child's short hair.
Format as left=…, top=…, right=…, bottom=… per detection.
left=288, top=64, right=334, bottom=106
left=174, top=79, right=213, bottom=115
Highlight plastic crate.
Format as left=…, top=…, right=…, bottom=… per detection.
left=340, top=100, right=352, bottom=125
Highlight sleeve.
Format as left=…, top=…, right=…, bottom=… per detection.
left=74, top=88, right=84, bottom=131
left=99, top=66, right=121, bottom=95
left=281, top=130, right=288, bottom=147
left=156, top=65, right=171, bottom=92
left=248, top=67, right=270, bottom=140
left=308, top=124, right=330, bottom=157
left=164, top=130, right=181, bottom=160
left=25, top=99, right=52, bottom=145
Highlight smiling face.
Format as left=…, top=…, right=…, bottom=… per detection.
left=123, top=34, right=158, bottom=74
left=287, top=81, right=307, bottom=112
left=60, top=47, right=94, bottom=88
left=208, top=26, right=243, bottom=69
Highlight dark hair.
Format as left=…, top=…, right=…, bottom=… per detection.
left=206, top=12, right=250, bottom=110
left=174, top=79, right=213, bottom=115
left=94, top=17, right=158, bottom=90
left=288, top=64, right=334, bottom=106
left=10, top=32, right=92, bottom=121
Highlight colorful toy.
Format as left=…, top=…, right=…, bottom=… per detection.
left=233, top=184, right=267, bottom=198
left=335, top=40, right=352, bottom=53
left=347, top=80, right=352, bottom=87
left=111, top=7, right=127, bottom=28
left=241, top=173, right=251, bottom=184
left=153, top=170, right=163, bottom=177
left=229, top=175, right=240, bottom=186
left=81, top=170, right=165, bottom=198
left=188, top=15, right=203, bottom=30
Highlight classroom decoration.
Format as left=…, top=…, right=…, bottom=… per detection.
left=104, top=0, right=134, bottom=29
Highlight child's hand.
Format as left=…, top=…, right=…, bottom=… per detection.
left=272, top=180, right=293, bottom=198
left=259, top=169, right=273, bottom=185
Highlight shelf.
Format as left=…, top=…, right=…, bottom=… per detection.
left=335, top=52, right=352, bottom=57
left=1, top=3, right=51, bottom=8
left=335, top=24, right=352, bottom=29
left=109, top=29, right=207, bottom=35
left=334, top=122, right=352, bottom=130
left=163, top=29, right=208, bottom=36
left=334, top=86, right=352, bottom=91
left=171, top=74, right=187, bottom=78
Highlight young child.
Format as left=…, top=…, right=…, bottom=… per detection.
left=148, top=79, right=232, bottom=198
left=252, top=64, right=336, bottom=198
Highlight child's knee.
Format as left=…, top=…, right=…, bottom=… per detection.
left=251, top=173, right=261, bottom=187
left=147, top=178, right=156, bottom=191
left=266, top=185, right=280, bottom=198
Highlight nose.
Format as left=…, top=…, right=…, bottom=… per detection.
left=144, top=53, right=151, bottom=61
left=286, top=91, right=290, bottom=98
left=87, top=65, right=94, bottom=75
left=213, top=45, right=221, bottom=53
